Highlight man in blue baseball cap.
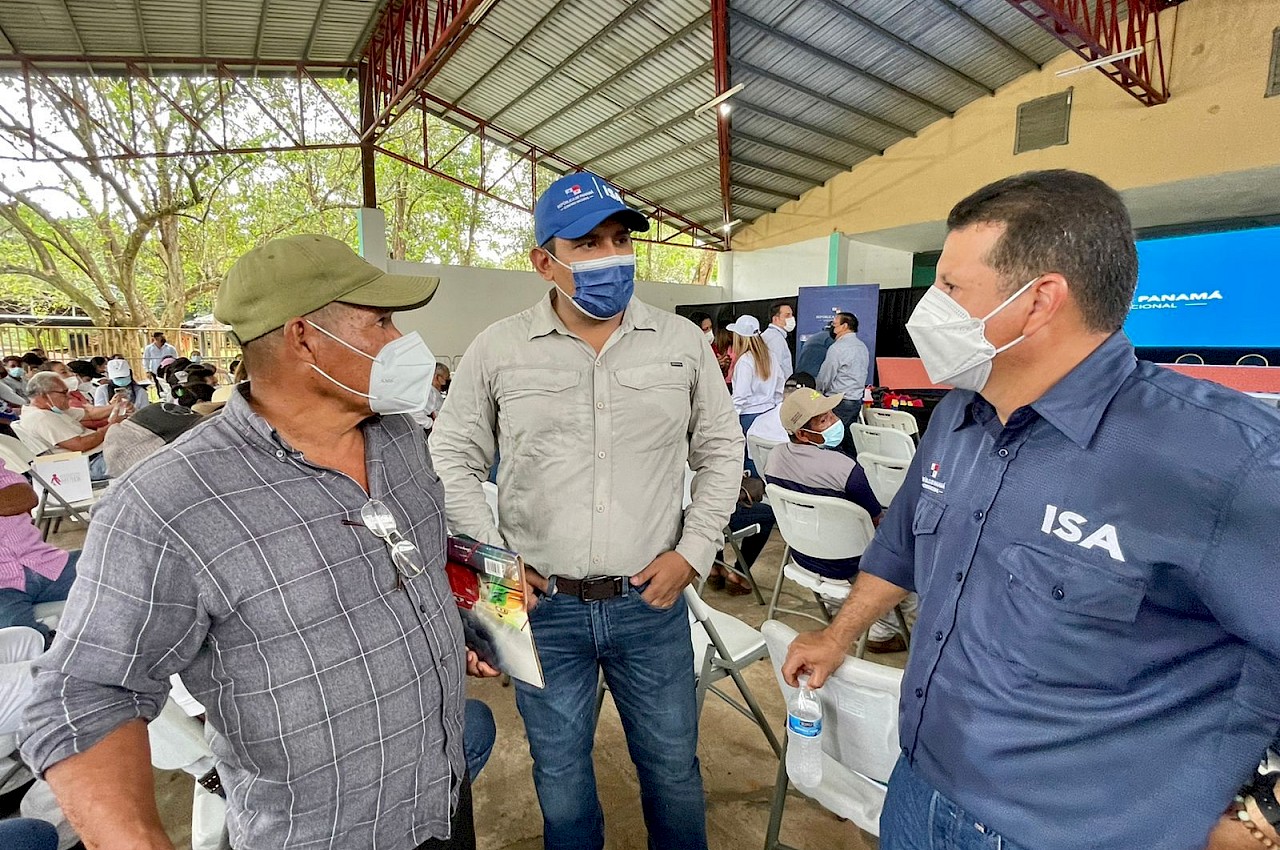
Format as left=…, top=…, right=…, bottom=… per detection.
left=434, top=172, right=744, bottom=850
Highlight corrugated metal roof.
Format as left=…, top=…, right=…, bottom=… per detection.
left=0, top=0, right=1072, bottom=232
left=0, top=0, right=383, bottom=71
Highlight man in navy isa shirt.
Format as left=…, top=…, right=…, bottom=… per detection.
left=784, top=170, right=1280, bottom=850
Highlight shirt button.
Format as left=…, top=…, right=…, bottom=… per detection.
left=934, top=631, right=943, bottom=641
left=595, top=359, right=602, bottom=367
left=597, top=451, right=605, bottom=459
left=419, top=603, right=427, bottom=613
left=275, top=449, right=285, bottom=459
left=596, top=505, right=604, bottom=513
left=997, top=448, right=1009, bottom=458
left=954, top=571, right=963, bottom=582
left=915, top=688, right=924, bottom=698
left=596, top=402, right=604, bottom=410
left=592, top=556, right=601, bottom=564
left=972, top=510, right=984, bottom=521
left=1052, top=585, right=1065, bottom=600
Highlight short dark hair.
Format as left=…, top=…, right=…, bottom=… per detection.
left=21, top=352, right=44, bottom=367
left=947, top=170, right=1137, bottom=333
left=835, top=312, right=858, bottom=332
left=688, top=311, right=712, bottom=327
left=66, top=360, right=96, bottom=379
left=786, top=372, right=817, bottom=390
left=770, top=302, right=791, bottom=319
left=152, top=331, right=165, bottom=339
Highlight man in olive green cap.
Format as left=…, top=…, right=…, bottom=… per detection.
left=23, top=234, right=495, bottom=850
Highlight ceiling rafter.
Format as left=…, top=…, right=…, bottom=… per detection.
left=929, top=0, right=1040, bottom=70
left=605, top=131, right=718, bottom=183
left=486, top=0, right=655, bottom=126
left=520, top=13, right=710, bottom=143
left=733, top=129, right=869, bottom=166
left=813, top=0, right=993, bottom=96
left=548, top=63, right=711, bottom=158
left=732, top=10, right=953, bottom=118
left=735, top=157, right=825, bottom=187
left=735, top=101, right=874, bottom=152
left=730, top=58, right=914, bottom=139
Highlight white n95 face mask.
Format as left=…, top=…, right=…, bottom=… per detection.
left=307, top=321, right=436, bottom=415
left=905, top=278, right=1037, bottom=392
left=783, top=316, right=797, bottom=333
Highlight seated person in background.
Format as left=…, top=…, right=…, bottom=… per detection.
left=92, top=359, right=150, bottom=409
left=185, top=364, right=217, bottom=386
left=46, top=362, right=106, bottom=430
left=65, top=360, right=102, bottom=397
left=764, top=387, right=913, bottom=652
left=102, top=402, right=206, bottom=479
left=0, top=467, right=80, bottom=646
left=19, top=372, right=126, bottom=481
left=173, top=381, right=215, bottom=409
left=748, top=372, right=816, bottom=445
left=20, top=352, right=46, bottom=377
left=415, top=363, right=451, bottom=432
left=706, top=475, right=776, bottom=597
left=2, top=356, right=30, bottom=405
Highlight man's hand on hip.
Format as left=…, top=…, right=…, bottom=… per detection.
left=630, top=551, right=696, bottom=609
left=782, top=628, right=849, bottom=689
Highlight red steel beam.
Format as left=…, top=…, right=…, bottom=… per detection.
left=710, top=0, right=733, bottom=232
left=413, top=91, right=728, bottom=249
left=360, top=0, right=495, bottom=141
left=1003, top=0, right=1171, bottom=106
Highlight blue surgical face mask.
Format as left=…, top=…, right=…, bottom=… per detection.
left=112, top=377, right=132, bottom=387
left=190, top=355, right=203, bottom=364
left=548, top=251, right=636, bottom=320
left=803, top=419, right=845, bottom=449
left=7, top=367, right=22, bottom=379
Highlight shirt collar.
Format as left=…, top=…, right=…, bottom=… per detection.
left=954, top=332, right=1137, bottom=448
left=527, top=289, right=655, bottom=341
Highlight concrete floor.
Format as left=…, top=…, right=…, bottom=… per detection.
left=49, top=523, right=904, bottom=850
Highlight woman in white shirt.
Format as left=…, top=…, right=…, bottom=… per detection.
left=727, top=315, right=783, bottom=434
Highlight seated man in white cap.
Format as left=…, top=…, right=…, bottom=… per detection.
left=23, top=234, right=493, bottom=850
left=763, top=387, right=914, bottom=652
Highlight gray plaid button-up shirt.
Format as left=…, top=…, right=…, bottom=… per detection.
left=21, top=386, right=466, bottom=850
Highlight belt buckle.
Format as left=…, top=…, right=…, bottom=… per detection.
left=197, top=767, right=226, bottom=799
left=581, top=576, right=623, bottom=601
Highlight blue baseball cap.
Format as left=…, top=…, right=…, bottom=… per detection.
left=534, top=171, right=649, bottom=247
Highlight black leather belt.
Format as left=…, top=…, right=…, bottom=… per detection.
left=553, top=575, right=626, bottom=601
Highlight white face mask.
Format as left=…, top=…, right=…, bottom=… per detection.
left=905, top=278, right=1037, bottom=392
left=307, top=321, right=436, bottom=415
left=703, top=330, right=715, bottom=343
left=783, top=316, right=797, bottom=333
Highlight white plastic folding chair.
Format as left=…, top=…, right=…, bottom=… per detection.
left=765, top=484, right=875, bottom=627
left=848, top=423, right=915, bottom=462
left=861, top=407, right=919, bottom=439
left=858, top=452, right=911, bottom=508
left=761, top=620, right=903, bottom=849
left=686, top=586, right=781, bottom=757
left=746, top=435, right=782, bottom=477
left=0, top=434, right=97, bottom=539
left=148, top=693, right=231, bottom=850
left=765, top=484, right=908, bottom=655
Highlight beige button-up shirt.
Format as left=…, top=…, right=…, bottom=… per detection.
left=432, top=291, right=743, bottom=580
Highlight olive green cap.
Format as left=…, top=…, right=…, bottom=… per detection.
left=215, top=234, right=440, bottom=343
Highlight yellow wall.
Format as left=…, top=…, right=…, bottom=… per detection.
left=733, top=0, right=1280, bottom=252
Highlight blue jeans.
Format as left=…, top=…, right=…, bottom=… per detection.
left=464, top=698, right=496, bottom=780
left=0, top=819, right=59, bottom=850
left=88, top=451, right=108, bottom=481
left=881, top=757, right=1027, bottom=850
left=514, top=584, right=706, bottom=850
left=0, top=550, right=79, bottom=642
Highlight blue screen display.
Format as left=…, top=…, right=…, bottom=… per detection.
left=1123, top=225, right=1278, bottom=349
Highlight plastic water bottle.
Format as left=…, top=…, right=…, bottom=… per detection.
left=786, top=675, right=823, bottom=787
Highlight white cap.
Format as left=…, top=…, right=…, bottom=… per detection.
left=106, top=359, right=132, bottom=380
left=726, top=315, right=761, bottom=337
